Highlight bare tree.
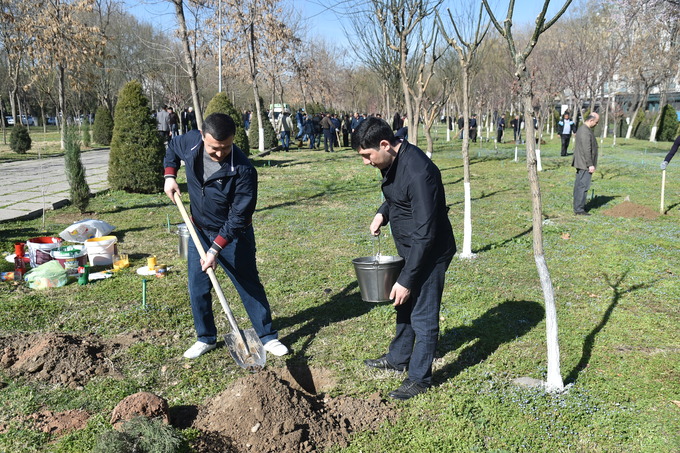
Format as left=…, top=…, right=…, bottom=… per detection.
left=170, top=0, right=203, bottom=130
left=482, top=0, right=572, bottom=393
left=437, top=3, right=489, bottom=259
left=24, top=0, right=105, bottom=149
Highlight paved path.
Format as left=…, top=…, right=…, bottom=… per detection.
left=0, top=149, right=110, bottom=222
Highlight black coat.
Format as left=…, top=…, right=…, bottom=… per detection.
left=376, top=141, right=456, bottom=289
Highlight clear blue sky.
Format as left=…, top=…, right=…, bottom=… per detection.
left=121, top=0, right=573, bottom=48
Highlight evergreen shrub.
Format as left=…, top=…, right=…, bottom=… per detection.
left=259, top=97, right=278, bottom=150
left=656, top=104, right=679, bottom=142
left=108, top=81, right=165, bottom=193
left=82, top=121, right=91, bottom=148
left=93, top=106, right=114, bottom=146
left=92, top=417, right=187, bottom=453
left=64, top=126, right=90, bottom=213
left=9, top=125, right=31, bottom=154
left=204, top=92, right=250, bottom=154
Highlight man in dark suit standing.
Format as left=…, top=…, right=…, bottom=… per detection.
left=572, top=112, right=599, bottom=215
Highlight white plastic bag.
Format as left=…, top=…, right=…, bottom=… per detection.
left=59, top=219, right=115, bottom=243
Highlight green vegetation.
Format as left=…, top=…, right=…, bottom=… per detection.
left=92, top=106, right=114, bottom=146
left=108, top=81, right=165, bottom=194
left=81, top=121, right=91, bottom=148
left=656, top=104, right=679, bottom=142
left=64, top=126, right=90, bottom=213
left=204, top=92, right=250, bottom=154
left=92, top=417, right=188, bottom=453
left=260, top=97, right=279, bottom=150
left=9, top=124, right=32, bottom=154
left=0, top=132, right=678, bottom=452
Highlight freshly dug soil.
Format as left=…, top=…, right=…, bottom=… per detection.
left=602, top=201, right=660, bottom=219
left=0, top=332, right=128, bottom=388
left=27, top=409, right=90, bottom=435
left=191, top=368, right=397, bottom=453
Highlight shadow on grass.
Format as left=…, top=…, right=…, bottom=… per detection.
left=474, top=227, right=532, bottom=254
left=432, top=300, right=544, bottom=386
left=565, top=272, right=654, bottom=385
left=448, top=188, right=513, bottom=207
left=666, top=201, right=680, bottom=213
left=278, top=281, right=373, bottom=363
left=586, top=195, right=617, bottom=211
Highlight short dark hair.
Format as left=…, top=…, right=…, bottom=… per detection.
left=203, top=113, right=236, bottom=140
left=351, top=117, right=395, bottom=150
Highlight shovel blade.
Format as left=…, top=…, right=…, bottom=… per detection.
left=224, top=328, right=266, bottom=372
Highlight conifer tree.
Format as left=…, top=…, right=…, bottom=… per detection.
left=93, top=106, right=114, bottom=146
left=656, top=104, right=679, bottom=142
left=108, top=81, right=165, bottom=193
left=9, top=125, right=31, bottom=154
left=204, top=92, right=250, bottom=154
left=82, top=121, right=91, bottom=148
left=259, top=97, right=278, bottom=149
left=64, top=126, right=90, bottom=213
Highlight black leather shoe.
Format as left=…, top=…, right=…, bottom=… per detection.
left=364, top=355, right=405, bottom=372
left=388, top=379, right=429, bottom=400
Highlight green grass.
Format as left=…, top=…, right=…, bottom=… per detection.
left=0, top=131, right=678, bottom=452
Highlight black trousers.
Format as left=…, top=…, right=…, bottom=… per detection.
left=561, top=134, right=571, bottom=156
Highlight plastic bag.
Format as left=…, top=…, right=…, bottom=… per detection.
left=59, top=219, right=115, bottom=243
left=23, top=260, right=68, bottom=289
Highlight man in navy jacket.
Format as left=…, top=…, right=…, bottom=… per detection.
left=353, top=117, right=456, bottom=400
left=164, top=113, right=288, bottom=359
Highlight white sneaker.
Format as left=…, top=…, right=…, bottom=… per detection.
left=263, top=339, right=289, bottom=357
left=183, top=341, right=217, bottom=359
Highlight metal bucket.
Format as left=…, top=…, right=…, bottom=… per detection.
left=177, top=223, right=190, bottom=259
left=352, top=255, right=404, bottom=302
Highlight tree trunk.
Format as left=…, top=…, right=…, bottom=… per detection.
left=246, top=22, right=265, bottom=152
left=399, top=38, right=416, bottom=147
left=521, top=88, right=563, bottom=392
left=58, top=64, right=66, bottom=150
left=460, top=67, right=474, bottom=259
left=172, top=0, right=203, bottom=130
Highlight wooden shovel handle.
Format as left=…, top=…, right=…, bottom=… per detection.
left=173, top=192, right=247, bottom=347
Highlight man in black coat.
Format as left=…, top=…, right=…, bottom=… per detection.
left=352, top=117, right=456, bottom=400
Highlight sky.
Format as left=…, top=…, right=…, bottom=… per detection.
left=121, top=0, right=574, bottom=50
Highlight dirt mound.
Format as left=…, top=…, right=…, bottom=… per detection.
left=0, top=332, right=122, bottom=388
left=192, top=368, right=396, bottom=453
left=602, top=201, right=660, bottom=219
left=110, top=392, right=170, bottom=428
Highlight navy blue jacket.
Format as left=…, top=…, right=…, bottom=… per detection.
left=377, top=141, right=456, bottom=289
left=164, top=130, right=256, bottom=248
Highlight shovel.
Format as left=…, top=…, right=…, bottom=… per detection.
left=173, top=192, right=266, bottom=371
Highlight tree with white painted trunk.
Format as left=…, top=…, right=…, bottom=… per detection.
left=436, top=4, right=489, bottom=259
left=482, top=0, right=572, bottom=393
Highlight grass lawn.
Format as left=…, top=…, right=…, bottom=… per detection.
left=0, top=129, right=678, bottom=452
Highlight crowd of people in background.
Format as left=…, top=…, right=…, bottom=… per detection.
left=155, top=102, right=591, bottom=156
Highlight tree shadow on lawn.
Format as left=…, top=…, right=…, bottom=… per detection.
left=565, top=272, right=655, bottom=385
left=432, top=300, right=544, bottom=386
left=278, top=281, right=374, bottom=363
left=474, top=227, right=532, bottom=254
left=585, top=195, right=617, bottom=212
left=447, top=188, right=513, bottom=207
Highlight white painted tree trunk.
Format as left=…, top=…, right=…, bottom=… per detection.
left=535, top=254, right=563, bottom=392
left=460, top=181, right=475, bottom=259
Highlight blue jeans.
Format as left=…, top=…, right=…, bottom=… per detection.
left=187, top=225, right=277, bottom=345
left=308, top=133, right=316, bottom=149
left=386, top=257, right=452, bottom=386
left=280, top=131, right=290, bottom=151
